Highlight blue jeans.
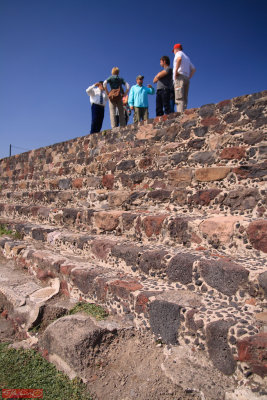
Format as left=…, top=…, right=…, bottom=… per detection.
left=91, top=103, right=105, bottom=134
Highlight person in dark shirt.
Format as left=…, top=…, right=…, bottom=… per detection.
left=153, top=56, right=173, bottom=116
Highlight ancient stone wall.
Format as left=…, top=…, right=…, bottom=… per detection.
left=0, top=90, right=266, bottom=398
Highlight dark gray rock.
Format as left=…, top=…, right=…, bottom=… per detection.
left=39, top=314, right=122, bottom=377
left=168, top=218, right=190, bottom=244
left=167, top=253, right=197, bottom=284
left=117, top=160, right=136, bottom=171
left=258, top=271, right=267, bottom=298
left=223, top=188, right=260, bottom=210
left=199, top=104, right=215, bottom=118
left=188, top=139, right=205, bottom=149
left=149, top=300, right=180, bottom=344
left=194, top=126, right=208, bottom=137
left=111, top=244, right=140, bottom=266
left=171, top=152, right=189, bottom=164
left=62, top=208, right=79, bottom=225
left=71, top=267, right=103, bottom=294
left=147, top=190, right=171, bottom=202
left=191, top=151, right=215, bottom=165
left=58, top=179, right=72, bottom=190
left=243, top=131, right=264, bottom=145
left=199, top=259, right=249, bottom=296
left=139, top=250, right=167, bottom=274
left=206, top=319, right=236, bottom=375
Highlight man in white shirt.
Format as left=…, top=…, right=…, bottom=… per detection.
left=86, top=81, right=108, bottom=134
left=172, top=43, right=196, bottom=113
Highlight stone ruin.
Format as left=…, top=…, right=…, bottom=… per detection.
left=0, top=90, right=266, bottom=399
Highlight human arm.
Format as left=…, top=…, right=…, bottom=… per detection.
left=189, top=65, right=196, bottom=79
left=153, top=69, right=167, bottom=83
left=85, top=84, right=98, bottom=96
left=103, top=80, right=109, bottom=95
left=174, top=56, right=182, bottom=79
left=124, top=81, right=130, bottom=95
left=128, top=87, right=134, bottom=109
left=146, top=85, right=155, bottom=95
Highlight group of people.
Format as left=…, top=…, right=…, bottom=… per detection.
left=86, top=43, right=196, bottom=134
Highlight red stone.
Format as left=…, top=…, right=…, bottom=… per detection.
left=220, top=146, right=247, bottom=160
left=60, top=264, right=76, bottom=275
left=60, top=280, right=70, bottom=297
left=139, top=157, right=153, bottom=169
left=143, top=215, right=166, bottom=237
left=217, top=99, right=231, bottom=108
left=201, top=117, right=220, bottom=126
left=91, top=239, right=115, bottom=260
left=36, top=269, right=56, bottom=280
left=109, top=279, right=143, bottom=299
left=247, top=220, right=267, bottom=253
left=135, top=293, right=149, bottom=313
left=237, top=333, right=267, bottom=377
left=1, top=310, right=8, bottom=319
left=72, top=178, right=83, bottom=189
left=102, top=174, right=114, bottom=189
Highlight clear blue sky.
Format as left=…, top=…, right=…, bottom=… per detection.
left=1, top=0, right=266, bottom=159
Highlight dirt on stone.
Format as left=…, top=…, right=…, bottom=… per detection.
left=84, top=329, right=201, bottom=400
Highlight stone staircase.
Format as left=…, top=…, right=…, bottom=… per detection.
left=0, top=90, right=266, bottom=399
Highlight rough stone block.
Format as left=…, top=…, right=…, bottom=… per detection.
left=191, top=151, right=215, bottom=164
left=258, top=271, right=267, bottom=298
left=111, top=243, right=139, bottom=266
left=220, top=146, right=247, bottom=160
left=199, top=259, right=249, bottom=295
left=108, top=279, right=143, bottom=299
left=195, top=167, right=230, bottom=181
left=247, top=220, right=267, bottom=253
left=167, top=253, right=197, bottom=284
left=206, top=320, right=236, bottom=375
left=149, top=300, right=180, bottom=345
left=147, top=189, right=171, bottom=202
left=168, top=217, right=190, bottom=244
left=237, top=333, right=267, bottom=377
left=139, top=250, right=167, bottom=274
left=71, top=267, right=103, bottom=294
left=94, top=211, right=121, bottom=231
left=223, top=188, right=260, bottom=211
left=167, top=168, right=192, bottom=185
left=189, top=189, right=221, bottom=206
left=143, top=215, right=166, bottom=237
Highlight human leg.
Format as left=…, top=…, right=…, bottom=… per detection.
left=134, top=107, right=141, bottom=123
left=142, top=107, right=149, bottom=121
left=117, top=98, right=126, bottom=127
left=156, top=90, right=164, bottom=116
left=183, top=79, right=190, bottom=110
left=90, top=103, right=104, bottom=134
left=174, top=75, right=189, bottom=113
left=109, top=100, right=117, bottom=129
left=162, top=88, right=171, bottom=114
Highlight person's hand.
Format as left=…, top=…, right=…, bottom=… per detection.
left=95, top=82, right=99, bottom=87
left=130, top=106, right=134, bottom=110
left=153, top=77, right=158, bottom=83
left=147, top=84, right=152, bottom=88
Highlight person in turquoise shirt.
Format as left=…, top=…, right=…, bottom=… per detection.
left=128, top=75, right=155, bottom=123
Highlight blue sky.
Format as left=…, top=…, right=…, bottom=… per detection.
left=0, top=0, right=266, bottom=159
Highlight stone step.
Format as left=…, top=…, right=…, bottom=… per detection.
left=0, top=220, right=266, bottom=302
left=0, top=181, right=266, bottom=219
left=1, top=158, right=266, bottom=195
left=1, top=203, right=267, bottom=256
left=0, top=236, right=266, bottom=380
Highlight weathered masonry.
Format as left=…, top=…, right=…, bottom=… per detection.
left=0, top=90, right=266, bottom=399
